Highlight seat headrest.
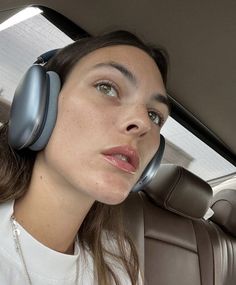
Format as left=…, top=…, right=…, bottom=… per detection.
left=210, top=189, right=236, bottom=237
left=144, top=164, right=213, bottom=219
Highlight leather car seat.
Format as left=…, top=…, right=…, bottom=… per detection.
left=123, top=164, right=214, bottom=285
left=208, top=189, right=236, bottom=285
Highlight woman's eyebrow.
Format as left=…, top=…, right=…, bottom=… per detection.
left=151, top=94, right=171, bottom=114
left=92, top=61, right=137, bottom=86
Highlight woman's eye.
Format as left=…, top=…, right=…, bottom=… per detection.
left=96, top=82, right=118, bottom=98
left=148, top=111, right=163, bottom=127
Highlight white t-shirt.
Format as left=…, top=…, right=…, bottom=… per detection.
left=0, top=200, right=140, bottom=285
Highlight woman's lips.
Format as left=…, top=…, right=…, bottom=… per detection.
left=102, top=146, right=140, bottom=174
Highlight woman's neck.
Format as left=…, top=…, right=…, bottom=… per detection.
left=14, top=153, right=94, bottom=254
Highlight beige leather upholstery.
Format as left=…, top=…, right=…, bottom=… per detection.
left=208, top=190, right=236, bottom=285
left=145, top=164, right=213, bottom=219
left=210, top=189, right=236, bottom=237
left=123, top=165, right=236, bottom=285
left=123, top=164, right=213, bottom=285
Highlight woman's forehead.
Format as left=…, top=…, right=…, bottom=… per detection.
left=76, top=45, right=154, bottom=68
left=70, top=45, right=164, bottom=86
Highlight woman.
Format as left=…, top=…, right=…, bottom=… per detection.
left=0, top=30, right=169, bottom=285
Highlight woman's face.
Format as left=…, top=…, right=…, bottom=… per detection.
left=42, top=45, right=170, bottom=204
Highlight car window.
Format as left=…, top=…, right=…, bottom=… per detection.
left=0, top=7, right=73, bottom=105
left=161, top=116, right=236, bottom=186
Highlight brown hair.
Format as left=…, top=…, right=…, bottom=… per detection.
left=0, top=30, right=168, bottom=285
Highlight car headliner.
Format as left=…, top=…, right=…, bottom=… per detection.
left=0, top=0, right=235, bottom=165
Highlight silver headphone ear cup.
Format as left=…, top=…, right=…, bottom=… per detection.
left=132, top=135, right=165, bottom=192
left=8, top=65, right=48, bottom=150
left=29, top=71, right=61, bottom=151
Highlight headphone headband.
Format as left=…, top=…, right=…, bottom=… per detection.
left=34, top=49, right=60, bottom=64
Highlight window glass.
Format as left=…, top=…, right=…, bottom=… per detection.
left=161, top=116, right=236, bottom=185
left=0, top=7, right=73, bottom=104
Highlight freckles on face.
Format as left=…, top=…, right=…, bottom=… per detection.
left=43, top=84, right=133, bottom=204
left=43, top=45, right=168, bottom=205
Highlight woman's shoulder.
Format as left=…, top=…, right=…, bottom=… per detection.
left=0, top=200, right=15, bottom=243
left=0, top=199, right=14, bottom=222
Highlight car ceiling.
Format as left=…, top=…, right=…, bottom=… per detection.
left=0, top=0, right=236, bottom=164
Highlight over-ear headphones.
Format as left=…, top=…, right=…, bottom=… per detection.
left=8, top=50, right=61, bottom=151
left=131, top=134, right=165, bottom=192
left=8, top=49, right=165, bottom=192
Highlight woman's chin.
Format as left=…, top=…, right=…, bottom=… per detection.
left=98, top=187, right=131, bottom=205
left=70, top=169, right=137, bottom=205
left=90, top=177, right=134, bottom=205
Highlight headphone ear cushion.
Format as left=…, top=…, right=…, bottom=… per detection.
left=29, top=71, right=61, bottom=151
left=132, top=134, right=165, bottom=192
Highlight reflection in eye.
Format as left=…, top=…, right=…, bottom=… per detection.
left=96, top=82, right=118, bottom=97
left=148, top=111, right=163, bottom=127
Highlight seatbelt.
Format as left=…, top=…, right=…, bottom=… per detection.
left=205, top=221, right=224, bottom=285
left=192, top=219, right=215, bottom=285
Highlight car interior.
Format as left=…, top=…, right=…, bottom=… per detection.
left=0, top=1, right=236, bottom=284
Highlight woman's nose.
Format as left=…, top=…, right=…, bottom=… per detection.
left=119, top=105, right=152, bottom=137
